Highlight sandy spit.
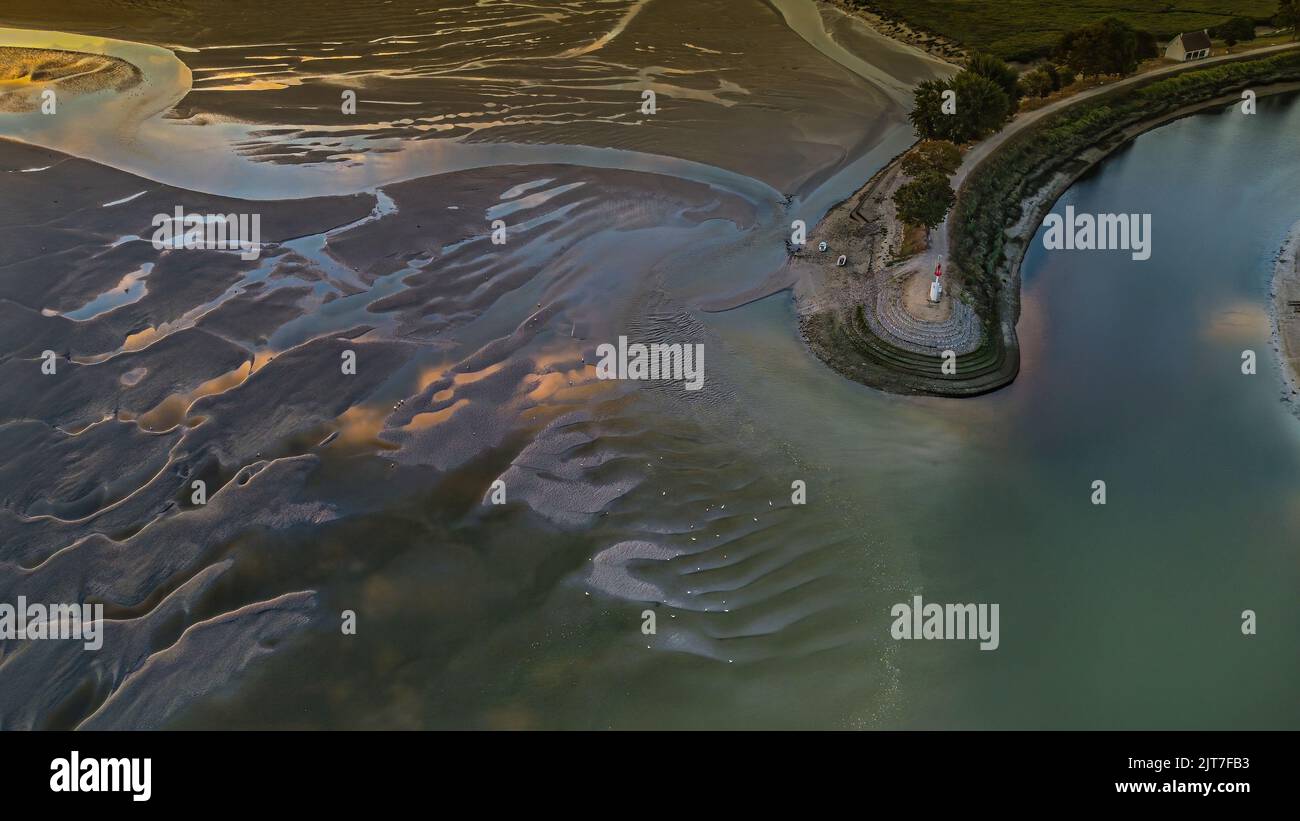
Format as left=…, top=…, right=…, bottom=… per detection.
left=1271, top=219, right=1300, bottom=411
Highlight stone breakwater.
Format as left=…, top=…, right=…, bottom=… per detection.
left=794, top=150, right=1007, bottom=398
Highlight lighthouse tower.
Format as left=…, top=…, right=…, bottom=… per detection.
left=928, top=258, right=944, bottom=303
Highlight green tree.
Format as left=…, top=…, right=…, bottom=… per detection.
left=908, top=78, right=952, bottom=140
left=966, top=52, right=1021, bottom=105
left=1278, top=1, right=1300, bottom=40
left=1056, top=17, right=1141, bottom=77
left=1044, top=63, right=1064, bottom=91
left=950, top=71, right=1011, bottom=140
left=893, top=170, right=956, bottom=229
left=1214, top=17, right=1256, bottom=45
left=1019, top=67, right=1055, bottom=98
left=901, top=140, right=962, bottom=176
left=1136, top=30, right=1159, bottom=59
left=909, top=72, right=1010, bottom=143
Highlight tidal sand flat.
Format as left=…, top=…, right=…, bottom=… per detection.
left=0, top=0, right=947, bottom=729
left=0, top=46, right=141, bottom=112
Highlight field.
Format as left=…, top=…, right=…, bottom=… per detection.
left=857, top=0, right=1283, bottom=60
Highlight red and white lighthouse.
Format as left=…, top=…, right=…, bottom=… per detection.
left=928, top=257, right=944, bottom=303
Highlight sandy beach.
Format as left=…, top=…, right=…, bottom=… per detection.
left=826, top=1, right=967, bottom=64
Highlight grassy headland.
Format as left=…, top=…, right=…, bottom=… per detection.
left=803, top=44, right=1300, bottom=397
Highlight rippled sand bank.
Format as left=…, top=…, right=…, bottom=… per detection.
left=0, top=46, right=141, bottom=112
left=0, top=1, right=936, bottom=199
left=0, top=1, right=947, bottom=729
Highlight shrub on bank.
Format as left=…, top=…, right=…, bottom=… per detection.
left=1019, top=67, right=1056, bottom=98
left=901, top=140, right=962, bottom=176
left=951, top=49, right=1300, bottom=333
left=893, top=170, right=956, bottom=229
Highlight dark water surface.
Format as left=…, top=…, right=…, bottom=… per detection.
left=900, top=94, right=1300, bottom=728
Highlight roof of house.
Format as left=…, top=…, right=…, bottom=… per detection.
left=1177, top=30, right=1213, bottom=51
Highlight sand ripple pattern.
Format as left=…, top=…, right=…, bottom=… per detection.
left=0, top=0, right=939, bottom=728
left=0, top=46, right=142, bottom=112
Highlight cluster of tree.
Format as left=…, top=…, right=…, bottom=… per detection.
left=901, top=53, right=1026, bottom=225
left=909, top=53, right=1019, bottom=143
left=1018, top=63, right=1065, bottom=99
left=1279, top=0, right=1300, bottom=40
left=893, top=140, right=962, bottom=228
left=1213, top=17, right=1257, bottom=46
left=1055, top=17, right=1158, bottom=79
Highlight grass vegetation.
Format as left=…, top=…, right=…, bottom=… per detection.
left=811, top=14, right=1300, bottom=397
left=854, top=0, right=1281, bottom=60
left=897, top=223, right=929, bottom=259
left=952, top=49, right=1300, bottom=326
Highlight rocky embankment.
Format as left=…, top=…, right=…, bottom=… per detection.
left=800, top=45, right=1300, bottom=398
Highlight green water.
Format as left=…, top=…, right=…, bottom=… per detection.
left=710, top=93, right=1300, bottom=729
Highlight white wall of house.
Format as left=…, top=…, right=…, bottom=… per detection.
left=1165, top=35, right=1211, bottom=61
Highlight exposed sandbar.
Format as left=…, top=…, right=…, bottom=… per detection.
left=1272, top=220, right=1300, bottom=409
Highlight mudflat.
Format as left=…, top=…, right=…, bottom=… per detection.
left=0, top=0, right=948, bottom=729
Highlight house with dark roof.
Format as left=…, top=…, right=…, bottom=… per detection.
left=1166, top=30, right=1213, bottom=61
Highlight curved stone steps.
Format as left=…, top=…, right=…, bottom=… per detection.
left=859, top=272, right=983, bottom=357
left=840, top=306, right=1005, bottom=381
